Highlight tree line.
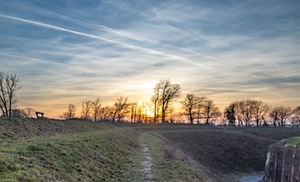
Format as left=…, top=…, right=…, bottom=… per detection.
left=1, top=72, right=299, bottom=127
left=61, top=79, right=299, bottom=127
left=224, top=100, right=300, bottom=127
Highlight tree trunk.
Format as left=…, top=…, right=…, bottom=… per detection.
left=189, top=113, right=193, bottom=124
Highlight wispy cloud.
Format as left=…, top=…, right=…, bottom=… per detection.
left=0, top=13, right=212, bottom=71
left=0, top=0, right=299, bottom=117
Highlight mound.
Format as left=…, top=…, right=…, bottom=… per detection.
left=0, top=118, right=139, bottom=181
left=159, top=130, right=275, bottom=174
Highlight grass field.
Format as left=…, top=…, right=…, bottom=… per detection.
left=0, top=118, right=140, bottom=181
left=1, top=118, right=300, bottom=181
left=156, top=126, right=300, bottom=181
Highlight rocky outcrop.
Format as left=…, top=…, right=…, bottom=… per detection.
left=264, top=138, right=300, bottom=182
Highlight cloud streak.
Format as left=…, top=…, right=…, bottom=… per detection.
left=0, top=13, right=212, bottom=71
left=0, top=1, right=299, bottom=118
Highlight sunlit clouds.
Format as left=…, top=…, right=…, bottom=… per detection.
left=0, top=0, right=299, bottom=118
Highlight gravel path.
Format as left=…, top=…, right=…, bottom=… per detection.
left=140, top=143, right=154, bottom=181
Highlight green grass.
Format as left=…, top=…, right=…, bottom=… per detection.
left=0, top=118, right=140, bottom=181
left=286, top=137, right=300, bottom=147
left=0, top=118, right=114, bottom=141
left=142, top=132, right=206, bottom=182
left=0, top=129, right=140, bottom=181
left=158, top=130, right=274, bottom=174
left=154, top=125, right=300, bottom=181
left=228, top=127, right=300, bottom=140
left=1, top=119, right=300, bottom=181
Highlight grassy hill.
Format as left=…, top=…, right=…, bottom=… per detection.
left=1, top=119, right=300, bottom=181
left=157, top=126, right=300, bottom=181
left=0, top=118, right=140, bottom=181
left=0, top=119, right=207, bottom=181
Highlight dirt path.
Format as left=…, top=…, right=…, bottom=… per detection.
left=140, top=143, right=154, bottom=181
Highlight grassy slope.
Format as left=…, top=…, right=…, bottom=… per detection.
left=229, top=127, right=300, bottom=140
left=159, top=130, right=274, bottom=173
left=286, top=136, right=300, bottom=147
left=0, top=119, right=209, bottom=182
left=2, top=119, right=300, bottom=181
left=0, top=118, right=114, bottom=140
left=0, top=118, right=140, bottom=181
left=157, top=126, right=300, bottom=181
left=142, top=132, right=211, bottom=182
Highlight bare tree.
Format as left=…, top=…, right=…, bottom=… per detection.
left=81, top=100, right=92, bottom=120
left=161, top=80, right=181, bottom=123
left=233, top=101, right=244, bottom=126
left=226, top=99, right=269, bottom=127
left=92, top=98, right=102, bottom=122
left=292, top=106, right=300, bottom=127
left=195, top=98, right=205, bottom=124
left=136, top=105, right=143, bottom=123
left=21, top=107, right=36, bottom=118
left=181, top=94, right=205, bottom=124
left=224, top=103, right=237, bottom=126
left=152, top=79, right=180, bottom=123
left=252, top=100, right=269, bottom=127
left=151, top=84, right=160, bottom=123
left=99, top=106, right=114, bottom=121
left=276, top=106, right=292, bottom=127
left=203, top=99, right=220, bottom=124
left=269, top=107, right=279, bottom=127
left=112, top=97, right=130, bottom=122
left=62, top=104, right=76, bottom=120
left=140, top=101, right=153, bottom=123
left=241, top=99, right=255, bottom=127
left=168, top=106, right=174, bottom=123
left=12, top=109, right=23, bottom=118
left=129, top=102, right=138, bottom=123
left=0, top=72, right=21, bottom=117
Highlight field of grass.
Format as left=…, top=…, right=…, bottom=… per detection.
left=157, top=126, right=300, bottom=181
left=229, top=126, right=300, bottom=140
left=0, top=118, right=140, bottom=181
left=1, top=118, right=299, bottom=181
left=282, top=136, right=300, bottom=147
left=159, top=130, right=274, bottom=173
left=0, top=118, right=114, bottom=140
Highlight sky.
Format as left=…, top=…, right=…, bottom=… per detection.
left=0, top=0, right=300, bottom=118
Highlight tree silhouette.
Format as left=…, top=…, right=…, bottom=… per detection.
left=92, top=98, right=102, bottom=122
left=113, top=97, right=129, bottom=122
left=0, top=72, right=21, bottom=117
left=99, top=106, right=114, bottom=121
left=81, top=100, right=92, bottom=120
left=129, top=102, right=138, bottom=123
left=252, top=100, right=269, bottom=127
left=292, top=106, right=300, bottom=127
left=226, top=99, right=269, bottom=127
left=151, top=84, right=160, bottom=123
left=275, top=106, right=292, bottom=127
left=203, top=99, right=220, bottom=124
left=21, top=107, right=36, bottom=118
left=62, top=104, right=76, bottom=120
left=153, top=79, right=180, bottom=123
left=181, top=94, right=205, bottom=124
left=224, top=103, right=236, bottom=126
left=270, top=107, right=279, bottom=127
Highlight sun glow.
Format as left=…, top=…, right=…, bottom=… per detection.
left=137, top=100, right=154, bottom=117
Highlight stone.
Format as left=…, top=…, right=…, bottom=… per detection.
left=264, top=137, right=300, bottom=182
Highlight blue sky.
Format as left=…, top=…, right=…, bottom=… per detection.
left=0, top=0, right=299, bottom=117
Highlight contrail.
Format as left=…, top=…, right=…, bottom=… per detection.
left=0, top=13, right=211, bottom=70
left=0, top=52, right=65, bottom=65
